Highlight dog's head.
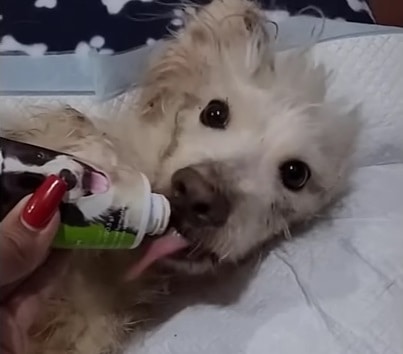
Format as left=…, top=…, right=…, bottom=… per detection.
left=137, top=0, right=359, bottom=273
left=0, top=138, right=109, bottom=208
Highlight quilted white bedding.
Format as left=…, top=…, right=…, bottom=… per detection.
left=1, top=32, right=402, bottom=354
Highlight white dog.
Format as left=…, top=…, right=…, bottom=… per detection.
left=1, top=0, right=359, bottom=353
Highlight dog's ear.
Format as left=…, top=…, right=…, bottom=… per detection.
left=138, top=41, right=200, bottom=122
left=138, top=0, right=273, bottom=121
left=199, top=0, right=273, bottom=78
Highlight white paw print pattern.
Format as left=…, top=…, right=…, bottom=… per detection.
left=146, top=38, right=156, bottom=46
left=90, top=35, right=105, bottom=48
left=74, top=36, right=114, bottom=56
left=74, top=41, right=91, bottom=56
left=34, top=0, right=57, bottom=9
left=101, top=0, right=155, bottom=15
left=170, top=8, right=185, bottom=28
left=0, top=35, right=47, bottom=56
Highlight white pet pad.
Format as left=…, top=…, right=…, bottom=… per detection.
left=1, top=33, right=402, bottom=354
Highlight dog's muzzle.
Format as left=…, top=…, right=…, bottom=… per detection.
left=170, top=166, right=230, bottom=228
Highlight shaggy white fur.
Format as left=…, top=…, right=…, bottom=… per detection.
left=0, top=0, right=359, bottom=353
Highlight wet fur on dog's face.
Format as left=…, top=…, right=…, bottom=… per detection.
left=136, top=0, right=359, bottom=273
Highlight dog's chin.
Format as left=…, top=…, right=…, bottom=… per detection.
left=160, top=254, right=218, bottom=274
left=158, top=226, right=221, bottom=274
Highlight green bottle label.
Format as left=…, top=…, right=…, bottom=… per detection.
left=53, top=223, right=136, bottom=249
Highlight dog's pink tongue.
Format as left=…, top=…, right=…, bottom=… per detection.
left=124, top=230, right=189, bottom=280
left=90, top=172, right=109, bottom=194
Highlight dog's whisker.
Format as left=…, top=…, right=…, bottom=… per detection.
left=186, top=241, right=203, bottom=257
left=283, top=223, right=293, bottom=241
left=218, top=249, right=231, bottom=263
left=66, top=128, right=77, bottom=138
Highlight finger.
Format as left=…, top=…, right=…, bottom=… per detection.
left=5, top=250, right=71, bottom=334
left=0, top=279, right=24, bottom=303
left=20, top=175, right=67, bottom=231
left=0, top=209, right=60, bottom=286
left=0, top=176, right=67, bottom=285
left=0, top=307, right=27, bottom=354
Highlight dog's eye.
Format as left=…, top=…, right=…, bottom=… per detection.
left=280, top=160, right=311, bottom=191
left=200, top=100, right=229, bottom=129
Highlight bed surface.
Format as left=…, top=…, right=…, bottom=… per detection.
left=0, top=31, right=402, bottom=354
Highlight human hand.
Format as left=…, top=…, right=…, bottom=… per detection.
left=0, top=175, right=69, bottom=354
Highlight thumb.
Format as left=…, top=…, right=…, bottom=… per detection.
left=0, top=176, right=67, bottom=286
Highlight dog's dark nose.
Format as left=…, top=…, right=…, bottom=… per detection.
left=171, top=167, right=230, bottom=227
left=59, top=169, right=77, bottom=190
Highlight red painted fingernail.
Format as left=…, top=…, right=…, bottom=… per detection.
left=21, top=175, right=67, bottom=230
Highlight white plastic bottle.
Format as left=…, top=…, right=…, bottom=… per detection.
left=0, top=137, right=171, bottom=249
left=127, top=173, right=172, bottom=249
left=52, top=171, right=171, bottom=249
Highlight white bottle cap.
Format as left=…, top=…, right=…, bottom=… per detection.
left=146, top=193, right=171, bottom=235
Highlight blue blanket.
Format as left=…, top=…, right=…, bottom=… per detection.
left=0, top=0, right=374, bottom=55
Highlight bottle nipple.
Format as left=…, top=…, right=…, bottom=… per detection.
left=146, top=193, right=171, bottom=235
